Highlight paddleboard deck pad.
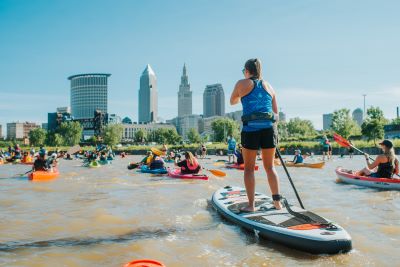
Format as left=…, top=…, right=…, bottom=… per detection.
left=211, top=186, right=352, bottom=254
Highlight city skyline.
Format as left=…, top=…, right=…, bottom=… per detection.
left=1, top=1, right=400, bottom=135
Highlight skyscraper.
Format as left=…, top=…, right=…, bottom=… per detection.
left=203, top=84, right=225, bottom=117
left=352, top=108, right=364, bottom=126
left=178, top=64, right=192, bottom=117
left=138, top=64, right=158, bottom=123
left=323, top=113, right=333, bottom=130
left=69, top=73, right=111, bottom=119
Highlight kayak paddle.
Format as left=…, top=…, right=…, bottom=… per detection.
left=333, top=133, right=374, bottom=160
left=276, top=148, right=305, bottom=209
left=206, top=169, right=226, bottom=177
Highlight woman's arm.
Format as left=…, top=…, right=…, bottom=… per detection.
left=230, top=81, right=241, bottom=105
left=365, top=154, right=381, bottom=169
left=394, top=159, right=399, bottom=175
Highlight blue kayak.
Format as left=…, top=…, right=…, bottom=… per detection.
left=140, top=165, right=167, bottom=174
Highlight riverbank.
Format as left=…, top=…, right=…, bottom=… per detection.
left=1, top=140, right=398, bottom=156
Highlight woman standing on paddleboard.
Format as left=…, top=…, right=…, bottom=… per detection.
left=230, top=58, right=282, bottom=210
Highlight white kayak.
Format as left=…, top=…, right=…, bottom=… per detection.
left=336, top=167, right=400, bottom=190
left=211, top=186, right=352, bottom=254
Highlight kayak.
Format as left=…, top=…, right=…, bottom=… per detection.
left=215, top=159, right=228, bottom=162
left=28, top=167, right=59, bottom=181
left=212, top=186, right=352, bottom=254
left=98, top=160, right=111, bottom=165
left=285, top=161, right=325, bottom=169
left=167, top=168, right=208, bottom=180
left=164, top=159, right=175, bottom=163
left=225, top=163, right=259, bottom=171
left=88, top=161, right=101, bottom=168
left=124, top=259, right=166, bottom=267
left=140, top=165, right=167, bottom=174
left=335, top=167, right=400, bottom=190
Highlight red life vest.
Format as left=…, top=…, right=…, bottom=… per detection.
left=185, top=158, right=199, bottom=171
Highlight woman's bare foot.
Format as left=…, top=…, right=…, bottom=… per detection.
left=273, top=200, right=282, bottom=210
left=240, top=205, right=257, bottom=212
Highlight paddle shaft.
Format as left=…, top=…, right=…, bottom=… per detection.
left=276, top=149, right=305, bottom=209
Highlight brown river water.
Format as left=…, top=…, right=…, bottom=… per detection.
left=0, top=155, right=399, bottom=267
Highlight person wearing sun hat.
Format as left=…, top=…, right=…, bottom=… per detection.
left=356, top=139, right=399, bottom=178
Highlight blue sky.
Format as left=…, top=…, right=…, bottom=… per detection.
left=1, top=0, right=399, bottom=135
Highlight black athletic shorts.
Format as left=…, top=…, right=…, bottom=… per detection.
left=241, top=127, right=277, bottom=150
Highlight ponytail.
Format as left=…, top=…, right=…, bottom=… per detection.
left=244, top=58, right=262, bottom=79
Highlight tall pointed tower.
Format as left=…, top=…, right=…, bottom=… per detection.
left=138, top=64, right=158, bottom=123
left=178, top=63, right=192, bottom=117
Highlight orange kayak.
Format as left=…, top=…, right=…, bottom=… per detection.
left=285, top=161, right=325, bottom=169
left=28, top=168, right=59, bottom=181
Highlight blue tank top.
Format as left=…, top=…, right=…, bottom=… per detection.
left=241, top=79, right=274, bottom=132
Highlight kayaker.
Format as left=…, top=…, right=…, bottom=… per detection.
left=149, top=155, right=165, bottom=170
left=13, top=144, right=22, bottom=160
left=291, top=150, right=304, bottom=164
left=30, top=147, right=35, bottom=157
left=230, top=58, right=282, bottom=210
left=227, top=136, right=237, bottom=163
left=22, top=152, right=32, bottom=163
left=235, top=144, right=244, bottom=165
left=100, top=152, right=107, bottom=161
left=175, top=151, right=201, bottom=174
left=355, top=140, right=399, bottom=178
left=161, top=144, right=168, bottom=156
left=141, top=151, right=153, bottom=165
left=32, top=151, right=48, bottom=171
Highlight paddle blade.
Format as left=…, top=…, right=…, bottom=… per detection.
left=208, top=169, right=226, bottom=177
left=213, top=162, right=225, bottom=166
left=279, top=147, right=285, bottom=151
left=67, top=145, right=81, bottom=155
left=333, top=133, right=350, bottom=148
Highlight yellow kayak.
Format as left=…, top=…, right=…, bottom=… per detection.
left=285, top=161, right=325, bottom=169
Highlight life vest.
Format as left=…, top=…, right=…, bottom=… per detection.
left=185, top=157, right=199, bottom=171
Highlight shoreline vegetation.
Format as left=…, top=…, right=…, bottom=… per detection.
left=2, top=139, right=399, bottom=156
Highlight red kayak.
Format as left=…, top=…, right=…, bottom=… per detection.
left=335, top=167, right=400, bottom=190
left=225, top=164, right=259, bottom=171
left=167, top=168, right=208, bottom=180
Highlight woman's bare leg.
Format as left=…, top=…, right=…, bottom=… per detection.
left=262, top=148, right=282, bottom=210
left=241, top=148, right=258, bottom=211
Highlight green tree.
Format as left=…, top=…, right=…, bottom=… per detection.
left=187, top=128, right=201, bottom=143
left=361, top=107, right=387, bottom=145
left=46, top=132, right=64, bottom=146
left=58, top=121, right=83, bottom=146
left=331, top=109, right=359, bottom=138
left=152, top=128, right=181, bottom=145
left=103, top=124, right=124, bottom=147
left=211, top=118, right=240, bottom=142
left=134, top=129, right=147, bottom=143
left=29, top=128, right=46, bottom=146
left=392, top=117, right=400, bottom=125
left=286, top=118, right=316, bottom=137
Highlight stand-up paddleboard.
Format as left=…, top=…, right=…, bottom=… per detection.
left=211, top=186, right=352, bottom=254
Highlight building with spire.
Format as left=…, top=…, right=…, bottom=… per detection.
left=138, top=64, right=158, bottom=123
left=178, top=64, right=192, bottom=117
